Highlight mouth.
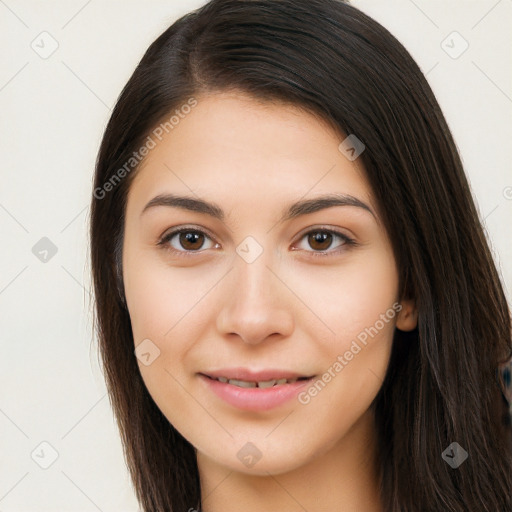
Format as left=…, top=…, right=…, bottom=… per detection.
left=198, top=369, right=316, bottom=411
left=202, top=375, right=311, bottom=388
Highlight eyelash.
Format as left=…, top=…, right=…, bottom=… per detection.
left=157, top=226, right=358, bottom=259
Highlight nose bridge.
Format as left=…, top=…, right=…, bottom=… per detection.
left=232, top=233, right=277, bottom=300
left=216, top=236, right=294, bottom=344
left=235, top=251, right=273, bottom=304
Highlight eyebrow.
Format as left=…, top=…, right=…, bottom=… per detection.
left=141, top=192, right=375, bottom=222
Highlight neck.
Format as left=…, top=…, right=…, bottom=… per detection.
left=197, top=408, right=383, bottom=512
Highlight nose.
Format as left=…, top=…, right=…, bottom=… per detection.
left=216, top=250, right=294, bottom=345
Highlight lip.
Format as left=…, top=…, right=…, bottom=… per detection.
left=204, top=367, right=310, bottom=381
left=199, top=368, right=315, bottom=412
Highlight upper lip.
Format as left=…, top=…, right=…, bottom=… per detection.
left=201, top=368, right=313, bottom=381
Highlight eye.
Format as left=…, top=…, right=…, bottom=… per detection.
left=292, top=228, right=357, bottom=258
left=157, top=226, right=357, bottom=259
left=157, top=227, right=218, bottom=256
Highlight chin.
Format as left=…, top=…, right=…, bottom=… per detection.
left=198, top=435, right=319, bottom=476
left=230, top=452, right=309, bottom=476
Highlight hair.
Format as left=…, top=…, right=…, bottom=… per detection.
left=89, top=0, right=512, bottom=510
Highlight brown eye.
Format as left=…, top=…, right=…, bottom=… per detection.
left=307, top=231, right=334, bottom=251
left=179, top=231, right=205, bottom=251
left=159, top=228, right=217, bottom=254
left=293, top=228, right=356, bottom=258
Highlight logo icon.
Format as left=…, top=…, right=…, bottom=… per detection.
left=135, top=338, right=161, bottom=366
left=31, top=441, right=59, bottom=469
left=338, top=134, right=365, bottom=161
left=32, top=237, right=58, bottom=263
left=236, top=442, right=263, bottom=468
left=30, top=31, right=59, bottom=59
left=236, top=236, right=263, bottom=264
left=442, top=442, right=469, bottom=468
left=441, top=31, right=469, bottom=60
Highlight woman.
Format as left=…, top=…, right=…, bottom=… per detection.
left=89, top=0, right=512, bottom=510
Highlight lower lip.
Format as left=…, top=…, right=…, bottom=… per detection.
left=199, top=374, right=313, bottom=411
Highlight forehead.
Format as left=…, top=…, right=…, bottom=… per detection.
left=126, top=91, right=373, bottom=216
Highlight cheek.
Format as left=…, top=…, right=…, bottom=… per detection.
left=123, top=256, right=215, bottom=421
left=123, top=252, right=229, bottom=410
left=124, top=250, right=216, bottom=342
left=125, top=238, right=399, bottom=365
left=334, top=267, right=399, bottom=351
left=285, top=245, right=399, bottom=349
left=288, top=247, right=399, bottom=411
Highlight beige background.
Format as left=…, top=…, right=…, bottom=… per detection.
left=1, top=1, right=510, bottom=510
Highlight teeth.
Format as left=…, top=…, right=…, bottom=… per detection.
left=228, top=379, right=257, bottom=388
left=215, top=377, right=300, bottom=388
left=258, top=379, right=276, bottom=388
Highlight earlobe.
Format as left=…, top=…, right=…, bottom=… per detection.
left=396, top=299, right=418, bottom=331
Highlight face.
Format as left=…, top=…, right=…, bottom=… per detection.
left=122, top=91, right=415, bottom=476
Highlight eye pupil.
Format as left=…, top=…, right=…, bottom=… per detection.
left=166, top=228, right=345, bottom=255
left=308, top=231, right=332, bottom=250
left=180, top=231, right=204, bottom=250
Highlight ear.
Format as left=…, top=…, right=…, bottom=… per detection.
left=395, top=298, right=418, bottom=331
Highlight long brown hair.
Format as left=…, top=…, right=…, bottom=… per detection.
left=89, top=1, right=512, bottom=510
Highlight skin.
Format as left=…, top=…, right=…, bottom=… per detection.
left=122, top=91, right=418, bottom=512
